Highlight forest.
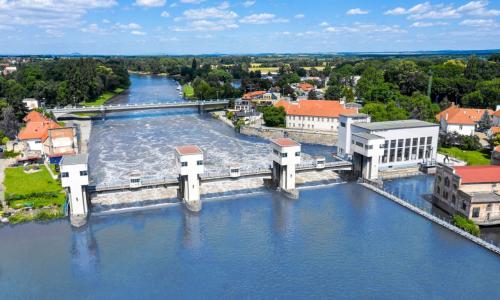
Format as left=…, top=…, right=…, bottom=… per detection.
left=0, top=58, right=130, bottom=138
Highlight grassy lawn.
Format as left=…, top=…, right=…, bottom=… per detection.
left=81, top=87, right=125, bottom=107
left=439, top=147, right=491, bottom=165
left=183, top=84, right=195, bottom=98
left=4, top=166, right=66, bottom=209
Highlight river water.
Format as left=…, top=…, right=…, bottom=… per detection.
left=0, top=75, right=499, bottom=299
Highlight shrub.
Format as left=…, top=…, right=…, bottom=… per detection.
left=1, top=136, right=8, bottom=145
left=35, top=209, right=64, bottom=221
left=453, top=215, right=480, bottom=236
left=3, top=150, right=19, bottom=158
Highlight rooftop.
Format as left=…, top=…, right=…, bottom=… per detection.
left=454, top=165, right=500, bottom=184
left=352, top=119, right=438, bottom=132
left=18, top=111, right=61, bottom=141
left=60, top=154, right=88, bottom=166
left=176, top=145, right=203, bottom=156
left=353, top=132, right=384, bottom=141
left=436, top=105, right=493, bottom=125
left=271, top=138, right=300, bottom=148
left=242, top=91, right=267, bottom=100
left=340, top=113, right=370, bottom=119
left=467, top=192, right=500, bottom=204
left=275, top=99, right=358, bottom=118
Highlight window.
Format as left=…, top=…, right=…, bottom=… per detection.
left=231, top=169, right=239, bottom=173
left=462, top=202, right=467, bottom=211
left=281, top=153, right=288, bottom=158
left=390, top=140, right=396, bottom=148
left=398, top=139, right=404, bottom=147
left=452, top=195, right=456, bottom=204
left=295, top=152, right=301, bottom=157
left=472, top=207, right=480, bottom=218
left=405, top=138, right=411, bottom=146
left=273, top=149, right=279, bottom=155
left=437, top=176, right=441, bottom=183
left=487, top=204, right=492, bottom=211
left=390, top=149, right=396, bottom=162
left=412, top=138, right=418, bottom=146
left=131, top=178, right=141, bottom=183
left=437, top=186, right=441, bottom=194
left=397, top=148, right=403, bottom=161
left=427, top=137, right=432, bottom=145
left=352, top=140, right=355, bottom=145
left=340, top=122, right=346, bottom=128
left=420, top=137, right=425, bottom=145
left=197, top=160, right=203, bottom=166
left=61, top=172, right=69, bottom=178
left=80, top=170, right=87, bottom=176
left=181, top=161, right=188, bottom=167
left=365, top=145, right=373, bottom=150
left=355, top=141, right=363, bottom=147
left=444, top=177, right=450, bottom=187
left=383, top=141, right=389, bottom=149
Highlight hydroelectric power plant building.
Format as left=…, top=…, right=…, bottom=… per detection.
left=337, top=114, right=439, bottom=180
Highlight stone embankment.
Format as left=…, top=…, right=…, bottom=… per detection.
left=240, top=126, right=338, bottom=146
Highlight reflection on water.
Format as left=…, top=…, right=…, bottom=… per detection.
left=71, top=225, right=99, bottom=279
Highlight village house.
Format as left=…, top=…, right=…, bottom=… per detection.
left=275, top=99, right=358, bottom=131
left=493, top=109, right=500, bottom=126
left=433, top=164, right=500, bottom=226
left=235, top=91, right=280, bottom=111
left=492, top=146, right=500, bottom=165
left=22, top=98, right=40, bottom=110
left=435, top=104, right=493, bottom=136
left=17, top=111, right=78, bottom=163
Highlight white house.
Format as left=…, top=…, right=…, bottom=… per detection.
left=436, top=105, right=493, bottom=136
left=60, top=154, right=89, bottom=220
left=22, top=98, right=40, bottom=110
left=275, top=99, right=358, bottom=131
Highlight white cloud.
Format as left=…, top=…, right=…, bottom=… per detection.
left=460, top=18, right=498, bottom=27
left=324, top=23, right=406, bottom=34
left=182, top=7, right=238, bottom=19
left=102, top=19, right=111, bottom=23
left=243, top=1, right=256, bottom=7
left=411, top=21, right=448, bottom=27
left=134, top=0, right=166, bottom=7
left=46, top=29, right=64, bottom=38
left=180, top=0, right=205, bottom=3
left=294, top=14, right=305, bottom=19
left=240, top=13, right=289, bottom=24
left=81, top=23, right=108, bottom=34
left=384, top=1, right=499, bottom=20
left=172, top=19, right=238, bottom=31
left=172, top=3, right=239, bottom=31
left=161, top=11, right=170, bottom=17
left=0, top=0, right=117, bottom=30
left=346, top=8, right=369, bottom=15
left=115, top=22, right=142, bottom=30
left=131, top=30, right=147, bottom=35
left=319, top=21, right=329, bottom=27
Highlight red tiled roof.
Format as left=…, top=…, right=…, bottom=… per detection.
left=176, top=145, right=202, bottom=155
left=494, top=145, right=500, bottom=153
left=454, top=165, right=500, bottom=184
left=490, top=127, right=500, bottom=135
left=298, top=82, right=314, bottom=91
left=275, top=99, right=358, bottom=118
left=494, top=110, right=500, bottom=117
left=242, top=91, right=266, bottom=100
left=436, top=105, right=494, bottom=125
left=272, top=138, right=300, bottom=147
left=18, top=111, right=61, bottom=141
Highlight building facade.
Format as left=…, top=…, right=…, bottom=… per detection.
left=275, top=100, right=358, bottom=131
left=338, top=117, right=439, bottom=174
left=433, top=164, right=500, bottom=226
left=435, top=105, right=493, bottom=136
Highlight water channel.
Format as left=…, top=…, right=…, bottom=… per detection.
left=0, top=75, right=498, bottom=299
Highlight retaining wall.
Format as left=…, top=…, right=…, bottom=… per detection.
left=240, top=126, right=338, bottom=146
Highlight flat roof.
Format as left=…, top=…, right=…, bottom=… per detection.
left=60, top=154, right=88, bottom=166
left=352, top=119, right=438, bottom=131
left=175, top=145, right=202, bottom=156
left=468, top=192, right=500, bottom=204
left=271, top=138, right=300, bottom=147
left=353, top=132, right=384, bottom=140
left=340, top=113, right=369, bottom=118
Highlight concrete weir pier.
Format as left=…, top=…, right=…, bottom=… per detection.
left=270, top=138, right=301, bottom=198
left=175, top=145, right=204, bottom=212
left=60, top=154, right=90, bottom=227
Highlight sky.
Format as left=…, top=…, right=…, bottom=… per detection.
left=0, top=0, right=499, bottom=55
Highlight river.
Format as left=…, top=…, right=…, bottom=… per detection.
left=0, top=75, right=498, bottom=299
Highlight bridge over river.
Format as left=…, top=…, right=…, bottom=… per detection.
left=49, top=99, right=230, bottom=118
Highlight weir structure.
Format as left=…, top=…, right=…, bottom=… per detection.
left=175, top=145, right=204, bottom=212
left=60, top=154, right=90, bottom=227
left=62, top=138, right=353, bottom=225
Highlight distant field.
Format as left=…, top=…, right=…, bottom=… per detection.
left=438, top=147, right=491, bottom=165
left=249, top=67, right=280, bottom=73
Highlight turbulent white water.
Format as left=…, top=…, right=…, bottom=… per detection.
left=88, top=75, right=320, bottom=187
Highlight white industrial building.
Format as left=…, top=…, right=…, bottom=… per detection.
left=60, top=154, right=89, bottom=226
left=338, top=114, right=439, bottom=179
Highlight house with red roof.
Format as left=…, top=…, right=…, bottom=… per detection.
left=434, top=164, right=500, bottom=226
left=275, top=99, right=358, bottom=131
left=17, top=111, right=79, bottom=163
left=492, top=146, right=500, bottom=166
left=493, top=109, right=500, bottom=126
left=18, top=111, right=62, bottom=153
left=435, top=104, right=494, bottom=136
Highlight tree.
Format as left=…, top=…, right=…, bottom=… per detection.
left=324, top=84, right=343, bottom=100
left=259, top=106, right=285, bottom=127
left=355, top=66, right=384, bottom=100
left=401, top=93, right=440, bottom=122
left=360, top=101, right=408, bottom=122
left=308, top=90, right=318, bottom=100
left=384, top=60, right=428, bottom=96
left=0, top=106, right=19, bottom=139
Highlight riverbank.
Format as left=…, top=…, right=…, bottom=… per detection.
left=81, top=87, right=126, bottom=107
left=128, top=70, right=169, bottom=76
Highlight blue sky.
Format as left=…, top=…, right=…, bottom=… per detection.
left=0, top=0, right=499, bottom=55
